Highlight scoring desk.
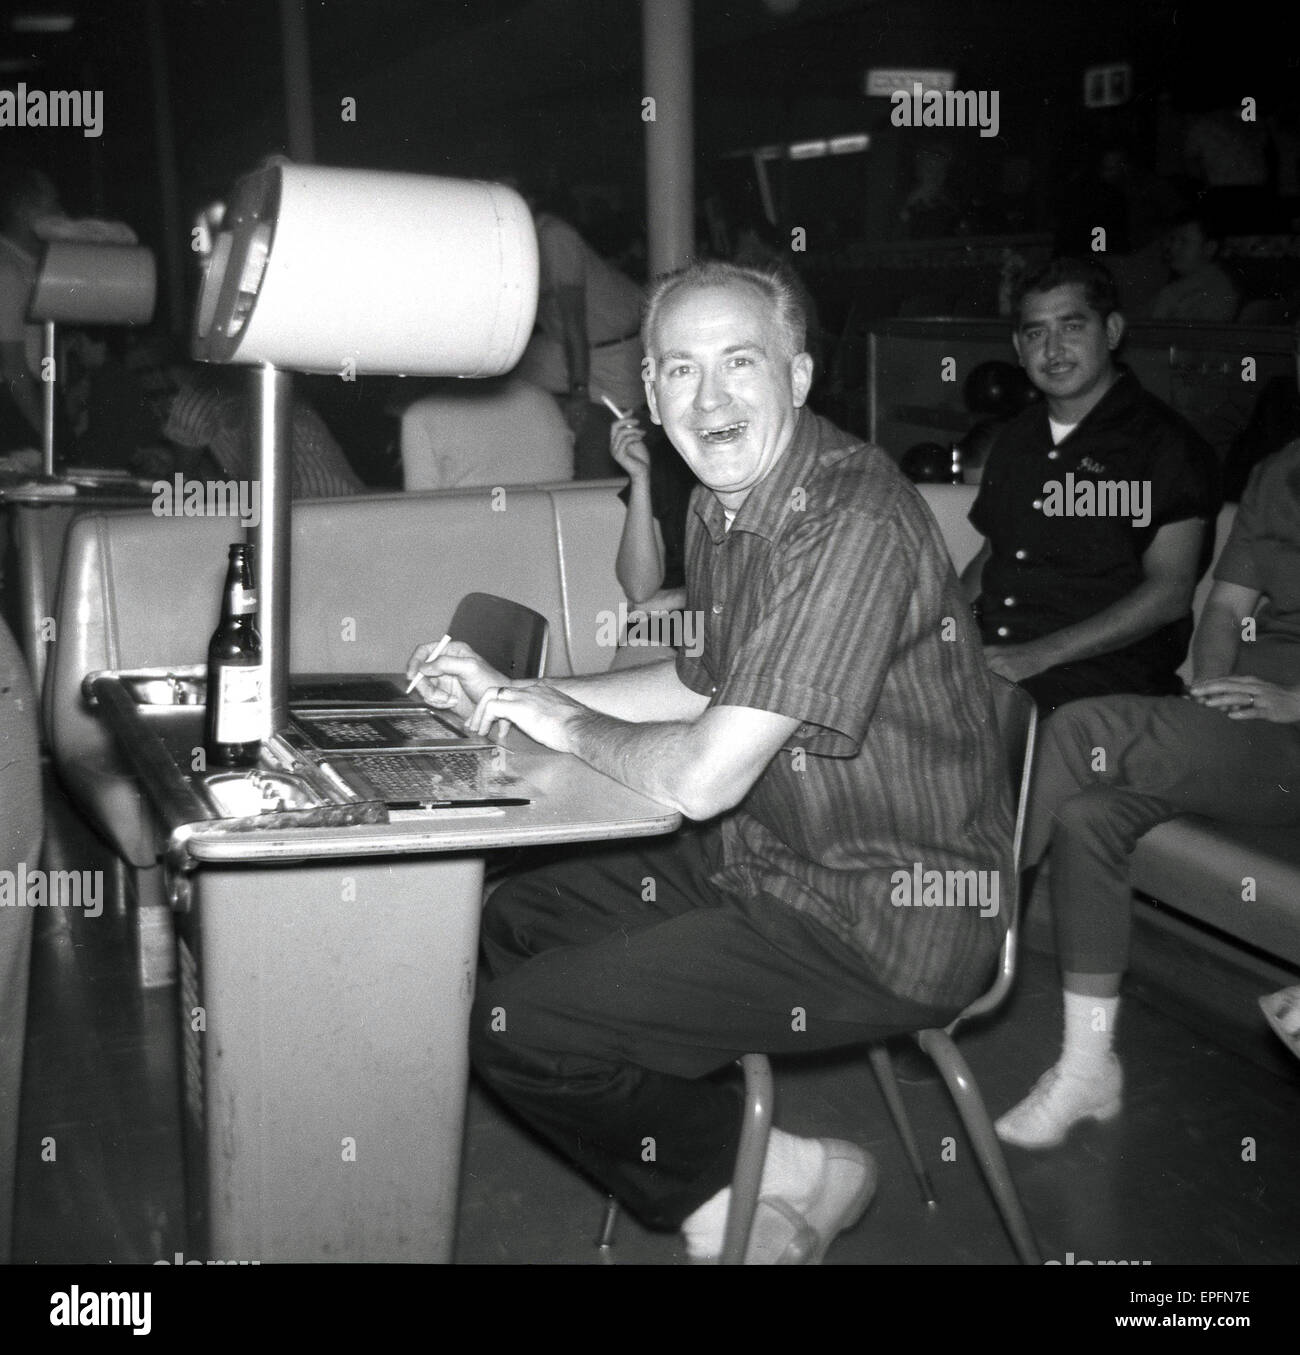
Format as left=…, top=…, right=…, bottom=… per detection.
left=90, top=669, right=681, bottom=1263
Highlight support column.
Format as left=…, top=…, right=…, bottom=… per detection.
left=250, top=365, right=293, bottom=735
left=642, top=0, right=694, bottom=279
left=279, top=0, right=316, bottom=163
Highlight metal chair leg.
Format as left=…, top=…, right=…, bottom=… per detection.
left=918, top=1028, right=1042, bottom=1265
left=596, top=1195, right=619, bottom=1250
left=720, top=1053, right=774, bottom=1265
left=869, top=1041, right=937, bottom=1206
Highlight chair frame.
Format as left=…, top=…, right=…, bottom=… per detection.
left=447, top=591, right=548, bottom=681
left=598, top=675, right=1041, bottom=1265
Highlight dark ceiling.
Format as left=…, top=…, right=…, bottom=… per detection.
left=2, top=0, right=1293, bottom=330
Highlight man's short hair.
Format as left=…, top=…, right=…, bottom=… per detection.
left=642, top=259, right=808, bottom=364
left=1011, top=255, right=1122, bottom=324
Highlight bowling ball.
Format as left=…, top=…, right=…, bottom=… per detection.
left=901, top=441, right=952, bottom=483
left=963, top=360, right=1036, bottom=419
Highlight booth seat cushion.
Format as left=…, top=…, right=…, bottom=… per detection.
left=1131, top=817, right=1300, bottom=969
left=914, top=483, right=985, bottom=576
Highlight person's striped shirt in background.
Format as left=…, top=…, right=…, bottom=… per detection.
left=163, top=377, right=365, bottom=499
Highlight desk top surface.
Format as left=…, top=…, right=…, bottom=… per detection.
left=90, top=671, right=681, bottom=866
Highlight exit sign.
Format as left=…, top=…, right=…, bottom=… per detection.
left=864, top=68, right=955, bottom=97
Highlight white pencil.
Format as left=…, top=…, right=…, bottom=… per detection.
left=601, top=395, right=631, bottom=420
left=405, top=633, right=451, bottom=693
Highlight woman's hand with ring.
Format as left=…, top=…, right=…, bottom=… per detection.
left=1188, top=676, right=1300, bottom=724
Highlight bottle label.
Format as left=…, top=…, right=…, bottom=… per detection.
left=213, top=664, right=270, bottom=744
left=231, top=586, right=258, bottom=616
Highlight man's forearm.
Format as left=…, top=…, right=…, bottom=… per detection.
left=564, top=706, right=708, bottom=817
left=1030, top=577, right=1194, bottom=669
left=547, top=656, right=710, bottom=723
left=616, top=476, right=666, bottom=604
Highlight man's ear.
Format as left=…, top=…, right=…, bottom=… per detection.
left=791, top=352, right=814, bottom=408
left=645, top=371, right=662, bottom=425
left=1011, top=330, right=1024, bottom=366
left=1105, top=310, right=1125, bottom=351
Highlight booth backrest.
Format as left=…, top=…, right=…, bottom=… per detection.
left=44, top=470, right=1242, bottom=873
left=46, top=475, right=1241, bottom=784
left=44, top=480, right=630, bottom=786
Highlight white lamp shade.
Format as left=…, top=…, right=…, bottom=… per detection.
left=193, top=163, right=539, bottom=377
left=29, top=242, right=156, bottom=325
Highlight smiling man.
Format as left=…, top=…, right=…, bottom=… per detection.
left=962, top=256, right=1220, bottom=712
left=409, top=261, right=1011, bottom=1263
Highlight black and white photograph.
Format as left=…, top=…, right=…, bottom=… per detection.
left=0, top=0, right=1295, bottom=1325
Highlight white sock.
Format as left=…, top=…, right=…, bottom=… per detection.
left=760, top=1128, right=826, bottom=1209
left=681, top=1129, right=827, bottom=1257
left=681, top=1188, right=731, bottom=1258
left=1058, top=989, right=1119, bottom=1080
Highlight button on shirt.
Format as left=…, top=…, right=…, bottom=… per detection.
left=970, top=369, right=1220, bottom=694
left=677, top=411, right=1013, bottom=1007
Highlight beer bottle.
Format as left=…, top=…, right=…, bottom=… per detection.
left=205, top=543, right=268, bottom=767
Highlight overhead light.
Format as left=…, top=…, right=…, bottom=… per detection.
left=788, top=139, right=828, bottom=160
left=829, top=133, right=870, bottom=155
left=11, top=13, right=76, bottom=33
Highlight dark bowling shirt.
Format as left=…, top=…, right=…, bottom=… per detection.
left=676, top=410, right=1013, bottom=1008
left=970, top=368, right=1221, bottom=697
left=1214, top=439, right=1300, bottom=687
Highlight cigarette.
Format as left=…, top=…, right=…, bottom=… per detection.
left=601, top=395, right=631, bottom=420
left=405, top=633, right=450, bottom=693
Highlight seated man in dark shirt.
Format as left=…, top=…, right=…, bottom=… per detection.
left=408, top=261, right=1013, bottom=1264
left=962, top=256, right=1221, bottom=713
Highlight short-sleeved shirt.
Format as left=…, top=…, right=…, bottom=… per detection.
left=207, top=395, right=364, bottom=499
left=401, top=377, right=573, bottom=490
left=970, top=368, right=1221, bottom=695
left=1214, top=439, right=1300, bottom=687
left=677, top=410, right=1013, bottom=1007
left=533, top=214, right=643, bottom=347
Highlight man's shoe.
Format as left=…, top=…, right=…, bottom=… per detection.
left=743, top=1140, right=878, bottom=1264
left=1260, top=985, right=1300, bottom=1061
left=995, top=1056, right=1123, bottom=1149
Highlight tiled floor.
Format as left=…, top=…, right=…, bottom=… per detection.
left=13, top=775, right=1300, bottom=1266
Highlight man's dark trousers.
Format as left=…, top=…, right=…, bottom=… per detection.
left=470, top=828, right=963, bottom=1229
